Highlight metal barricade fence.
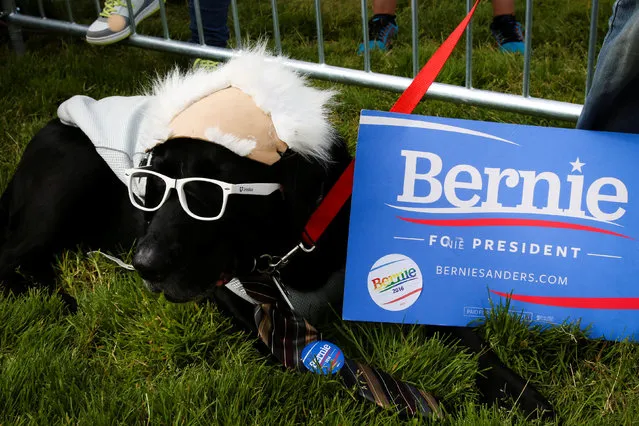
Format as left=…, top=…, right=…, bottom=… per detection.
left=1, top=0, right=597, bottom=122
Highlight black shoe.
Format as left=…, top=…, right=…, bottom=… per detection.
left=490, top=14, right=525, bottom=53
left=357, top=14, right=398, bottom=54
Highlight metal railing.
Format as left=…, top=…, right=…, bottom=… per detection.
left=2, top=0, right=601, bottom=122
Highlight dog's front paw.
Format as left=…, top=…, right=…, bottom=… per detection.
left=57, top=291, right=78, bottom=314
left=509, top=378, right=555, bottom=421
left=478, top=363, right=555, bottom=420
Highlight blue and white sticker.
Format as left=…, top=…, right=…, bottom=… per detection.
left=301, top=341, right=345, bottom=375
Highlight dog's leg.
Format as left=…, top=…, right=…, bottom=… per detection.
left=0, top=119, right=141, bottom=309
left=0, top=239, right=76, bottom=310
left=0, top=170, right=61, bottom=296
left=446, top=326, right=555, bottom=419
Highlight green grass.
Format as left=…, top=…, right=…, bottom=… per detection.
left=3, top=0, right=639, bottom=424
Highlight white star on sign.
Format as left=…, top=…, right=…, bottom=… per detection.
left=570, top=157, right=586, bottom=173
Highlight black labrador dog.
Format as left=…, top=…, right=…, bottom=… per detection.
left=0, top=54, right=554, bottom=419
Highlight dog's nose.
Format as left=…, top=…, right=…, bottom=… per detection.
left=133, top=246, right=169, bottom=282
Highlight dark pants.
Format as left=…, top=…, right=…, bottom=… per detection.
left=188, top=0, right=232, bottom=48
left=577, top=0, right=639, bottom=133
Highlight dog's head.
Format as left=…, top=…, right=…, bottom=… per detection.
left=129, top=48, right=349, bottom=302
left=132, top=138, right=349, bottom=302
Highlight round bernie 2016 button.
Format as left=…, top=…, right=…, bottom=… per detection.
left=301, top=340, right=345, bottom=375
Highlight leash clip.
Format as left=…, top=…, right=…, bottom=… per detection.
left=276, top=241, right=316, bottom=269
left=253, top=241, right=316, bottom=311
left=256, top=241, right=315, bottom=274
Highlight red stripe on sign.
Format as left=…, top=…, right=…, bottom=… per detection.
left=383, top=288, right=422, bottom=305
left=398, top=217, right=632, bottom=239
left=491, top=290, right=639, bottom=310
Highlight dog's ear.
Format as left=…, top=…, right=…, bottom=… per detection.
left=275, top=137, right=352, bottom=237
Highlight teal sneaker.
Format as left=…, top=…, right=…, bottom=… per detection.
left=490, top=14, right=525, bottom=54
left=357, top=14, right=398, bottom=55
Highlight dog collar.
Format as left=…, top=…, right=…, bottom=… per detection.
left=225, top=278, right=260, bottom=304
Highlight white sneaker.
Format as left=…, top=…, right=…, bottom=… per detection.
left=86, top=0, right=161, bottom=45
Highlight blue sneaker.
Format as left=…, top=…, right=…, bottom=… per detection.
left=490, top=14, right=525, bottom=54
left=357, top=14, right=398, bottom=55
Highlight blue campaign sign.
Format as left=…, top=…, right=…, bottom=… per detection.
left=343, top=109, right=639, bottom=341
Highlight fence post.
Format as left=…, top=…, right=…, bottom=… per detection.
left=270, top=0, right=282, bottom=54
left=411, top=0, right=419, bottom=77
left=231, top=0, right=241, bottom=49
left=1, top=0, right=26, bottom=55
left=37, top=0, right=45, bottom=18
left=585, top=0, right=599, bottom=97
left=314, top=0, right=325, bottom=64
left=465, top=0, right=473, bottom=88
left=360, top=0, right=370, bottom=72
left=522, top=0, right=533, bottom=97
left=63, top=0, right=73, bottom=22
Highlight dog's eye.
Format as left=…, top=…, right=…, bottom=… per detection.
left=182, top=181, right=225, bottom=218
left=131, top=173, right=167, bottom=210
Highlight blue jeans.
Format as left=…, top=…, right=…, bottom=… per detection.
left=188, top=0, right=231, bottom=48
left=577, top=0, right=639, bottom=132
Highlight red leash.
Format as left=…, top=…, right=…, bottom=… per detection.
left=302, top=0, right=481, bottom=247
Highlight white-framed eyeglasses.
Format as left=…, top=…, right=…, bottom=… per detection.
left=124, top=168, right=281, bottom=221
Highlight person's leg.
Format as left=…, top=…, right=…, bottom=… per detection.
left=372, top=0, right=397, bottom=15
left=86, top=0, right=161, bottom=45
left=188, top=0, right=231, bottom=48
left=491, top=0, right=515, bottom=17
left=577, top=0, right=639, bottom=132
left=490, top=0, right=525, bottom=53
left=357, top=0, right=399, bottom=54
